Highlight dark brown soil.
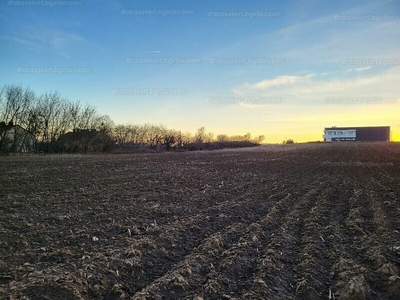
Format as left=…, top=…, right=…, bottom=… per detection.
left=1, top=142, right=400, bottom=299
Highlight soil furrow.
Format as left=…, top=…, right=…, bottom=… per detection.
left=131, top=191, right=300, bottom=299
left=242, top=184, right=321, bottom=300
left=1, top=143, right=400, bottom=300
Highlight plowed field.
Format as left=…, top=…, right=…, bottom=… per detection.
left=1, top=142, right=400, bottom=299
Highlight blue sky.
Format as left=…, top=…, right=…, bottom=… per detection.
left=1, top=0, right=399, bottom=142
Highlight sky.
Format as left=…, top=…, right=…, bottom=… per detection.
left=0, top=0, right=399, bottom=143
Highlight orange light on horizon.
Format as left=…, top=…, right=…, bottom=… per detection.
left=391, top=131, right=400, bottom=142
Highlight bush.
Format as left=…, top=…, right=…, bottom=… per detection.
left=283, top=139, right=295, bottom=144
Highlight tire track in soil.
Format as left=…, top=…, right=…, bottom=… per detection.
left=123, top=188, right=292, bottom=293
left=131, top=181, right=316, bottom=299
left=313, top=144, right=381, bottom=299
left=371, top=169, right=400, bottom=236
left=329, top=163, right=400, bottom=300
left=196, top=192, right=303, bottom=299
left=240, top=180, right=327, bottom=300
left=128, top=158, right=322, bottom=298
left=357, top=167, right=400, bottom=299
left=58, top=187, right=280, bottom=299
left=328, top=172, right=379, bottom=300
left=292, top=175, right=353, bottom=300
left=118, top=158, right=319, bottom=297
left=94, top=176, right=296, bottom=297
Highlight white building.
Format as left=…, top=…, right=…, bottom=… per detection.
left=323, top=126, right=390, bottom=142
left=323, top=127, right=356, bottom=142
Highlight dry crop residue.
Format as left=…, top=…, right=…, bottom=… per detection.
left=1, top=142, right=400, bottom=299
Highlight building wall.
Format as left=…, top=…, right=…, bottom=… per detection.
left=324, top=126, right=390, bottom=142
left=354, top=127, right=390, bottom=141
left=0, top=125, right=35, bottom=152
left=324, top=129, right=356, bottom=141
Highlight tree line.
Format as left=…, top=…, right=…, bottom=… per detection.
left=0, top=84, right=264, bottom=153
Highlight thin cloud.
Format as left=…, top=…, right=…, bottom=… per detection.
left=355, top=66, right=371, bottom=72
left=233, top=67, right=400, bottom=103
left=253, top=76, right=304, bottom=89
left=2, top=27, right=103, bottom=57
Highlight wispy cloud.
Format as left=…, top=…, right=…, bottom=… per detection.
left=251, top=74, right=315, bottom=89
left=233, top=66, right=400, bottom=103
left=355, top=66, right=371, bottom=72
left=0, top=34, right=47, bottom=52
left=1, top=27, right=102, bottom=57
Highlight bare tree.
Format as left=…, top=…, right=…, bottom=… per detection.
left=68, top=101, right=82, bottom=130
left=1, top=84, right=263, bottom=153
left=78, top=104, right=97, bottom=130
left=163, top=129, right=176, bottom=150
left=37, top=92, right=68, bottom=151
left=114, top=124, right=127, bottom=146
left=254, top=135, right=265, bottom=144
left=217, top=134, right=228, bottom=142
left=195, top=127, right=206, bottom=143
left=0, top=85, right=35, bottom=152
left=95, top=114, right=114, bottom=134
